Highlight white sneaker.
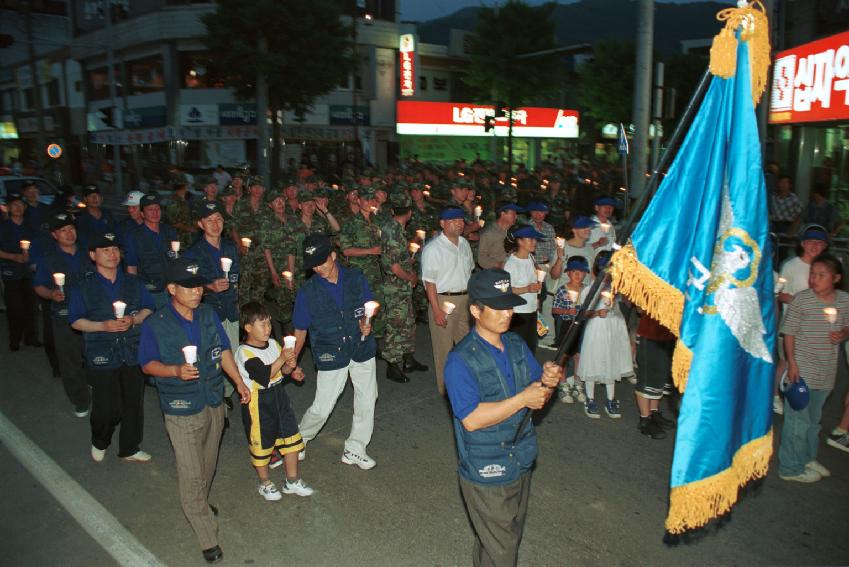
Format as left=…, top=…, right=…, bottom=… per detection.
left=73, top=403, right=90, bottom=418
left=91, top=445, right=106, bottom=463
left=298, top=448, right=306, bottom=462
left=805, top=460, right=831, bottom=478
left=773, top=395, right=783, bottom=415
left=122, top=450, right=152, bottom=463
left=574, top=387, right=587, bottom=403
left=341, top=450, right=376, bottom=470
left=538, top=343, right=557, bottom=351
left=258, top=481, right=282, bottom=501
left=779, top=469, right=822, bottom=483
left=627, top=375, right=637, bottom=385
left=281, top=478, right=314, bottom=497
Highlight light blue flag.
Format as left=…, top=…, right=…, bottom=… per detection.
left=610, top=36, right=776, bottom=533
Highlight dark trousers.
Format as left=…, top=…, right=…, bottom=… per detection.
left=53, top=318, right=89, bottom=409
left=459, top=472, right=532, bottom=567
left=40, top=298, right=60, bottom=375
left=509, top=312, right=538, bottom=355
left=3, top=277, right=38, bottom=348
left=89, top=365, right=145, bottom=457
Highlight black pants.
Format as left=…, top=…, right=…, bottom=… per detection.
left=2, top=277, right=38, bottom=348
left=89, top=365, right=145, bottom=457
left=54, top=318, right=89, bottom=410
left=509, top=312, right=538, bottom=355
left=40, top=298, right=60, bottom=376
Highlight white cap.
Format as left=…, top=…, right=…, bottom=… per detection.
left=122, top=190, right=145, bottom=206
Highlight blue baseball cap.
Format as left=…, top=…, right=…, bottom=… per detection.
left=565, top=256, right=590, bottom=272
left=496, top=202, right=524, bottom=214
left=571, top=216, right=598, bottom=230
left=799, top=225, right=830, bottom=243
left=511, top=224, right=546, bottom=240
left=525, top=201, right=550, bottom=212
left=594, top=196, right=617, bottom=208
left=781, top=373, right=810, bottom=411
left=439, top=206, right=465, bottom=221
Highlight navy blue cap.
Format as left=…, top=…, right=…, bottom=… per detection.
left=89, top=231, right=120, bottom=251
left=799, top=226, right=829, bottom=243
left=565, top=256, right=590, bottom=272
left=303, top=233, right=333, bottom=270
left=496, top=202, right=524, bottom=214
left=5, top=191, right=23, bottom=205
left=139, top=193, right=160, bottom=209
left=511, top=224, right=546, bottom=240
left=594, top=196, right=617, bottom=207
left=571, top=216, right=597, bottom=230
left=469, top=269, right=526, bottom=310
left=525, top=201, right=549, bottom=212
left=166, top=257, right=210, bottom=288
left=439, top=206, right=465, bottom=221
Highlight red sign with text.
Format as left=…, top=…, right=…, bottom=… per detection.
left=396, top=101, right=579, bottom=138
left=399, top=34, right=415, bottom=97
left=769, top=30, right=849, bottom=124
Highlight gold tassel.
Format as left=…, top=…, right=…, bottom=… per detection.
left=666, top=430, right=773, bottom=534
left=672, top=342, right=693, bottom=393
left=710, top=1, right=771, bottom=105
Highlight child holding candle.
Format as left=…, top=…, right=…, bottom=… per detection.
left=551, top=256, right=590, bottom=403
left=235, top=302, right=313, bottom=501
left=503, top=224, right=547, bottom=354
left=576, top=252, right=634, bottom=418
left=779, top=254, right=849, bottom=483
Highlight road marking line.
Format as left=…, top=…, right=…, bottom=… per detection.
left=0, top=411, right=166, bottom=567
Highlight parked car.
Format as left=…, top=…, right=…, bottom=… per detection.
left=0, top=176, right=58, bottom=206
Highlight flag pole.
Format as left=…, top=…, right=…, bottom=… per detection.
left=512, top=67, right=713, bottom=445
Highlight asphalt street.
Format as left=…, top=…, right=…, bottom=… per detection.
left=1, top=316, right=847, bottom=567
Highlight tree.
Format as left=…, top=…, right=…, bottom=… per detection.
left=202, top=0, right=355, bottom=182
left=464, top=1, right=561, bottom=170
left=576, top=41, right=636, bottom=124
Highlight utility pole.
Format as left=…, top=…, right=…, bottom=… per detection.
left=23, top=1, right=47, bottom=172
left=650, top=61, right=664, bottom=169
left=103, top=0, right=122, bottom=195
left=256, top=34, right=269, bottom=182
left=630, top=0, right=654, bottom=197
left=351, top=19, right=359, bottom=174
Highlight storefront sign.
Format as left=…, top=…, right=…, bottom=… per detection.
left=329, top=105, right=370, bottom=126
left=396, top=101, right=579, bottom=138
left=0, top=122, right=19, bottom=139
left=399, top=34, right=416, bottom=97
left=219, top=103, right=257, bottom=125
left=180, top=104, right=218, bottom=126
left=90, top=125, right=258, bottom=145
left=124, top=106, right=167, bottom=129
left=282, top=124, right=356, bottom=142
left=770, top=30, right=849, bottom=124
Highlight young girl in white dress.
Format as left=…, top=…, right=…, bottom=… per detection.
left=576, top=251, right=634, bottom=418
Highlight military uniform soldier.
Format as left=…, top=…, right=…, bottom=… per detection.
left=339, top=185, right=385, bottom=339
left=380, top=191, right=429, bottom=383
left=232, top=177, right=269, bottom=307
left=408, top=182, right=439, bottom=241
left=259, top=188, right=296, bottom=332
left=165, top=182, right=198, bottom=249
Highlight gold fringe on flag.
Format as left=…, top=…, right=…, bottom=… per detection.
left=665, top=430, right=773, bottom=534
left=671, top=341, right=693, bottom=393
left=709, top=1, right=771, bottom=105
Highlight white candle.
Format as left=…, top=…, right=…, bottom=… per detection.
left=824, top=307, right=838, bottom=325
left=283, top=335, right=296, bottom=350
left=220, top=257, right=232, bottom=275
left=113, top=300, right=126, bottom=319
left=171, top=241, right=180, bottom=253
left=478, top=219, right=485, bottom=228
left=442, top=301, right=456, bottom=315
left=601, top=291, right=612, bottom=306
left=416, top=229, right=426, bottom=240
left=182, top=345, right=198, bottom=365
left=600, top=222, right=611, bottom=234
left=567, top=290, right=579, bottom=302
left=474, top=205, right=482, bottom=219
left=555, top=236, right=565, bottom=248
left=536, top=269, right=547, bottom=284
left=775, top=277, right=786, bottom=294
left=409, top=242, right=420, bottom=254
left=53, top=273, right=66, bottom=287
left=19, top=239, right=30, bottom=251
left=281, top=270, right=293, bottom=282
left=364, top=301, right=380, bottom=319
left=423, top=190, right=431, bottom=197
left=241, top=237, right=252, bottom=249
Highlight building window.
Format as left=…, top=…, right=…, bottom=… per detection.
left=86, top=65, right=122, bottom=101
left=433, top=77, right=448, bottom=91
left=47, top=79, right=61, bottom=106
left=180, top=51, right=223, bottom=89
left=128, top=55, right=164, bottom=95
left=23, top=88, right=34, bottom=109
left=419, top=75, right=428, bottom=91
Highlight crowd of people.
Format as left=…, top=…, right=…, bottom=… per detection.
left=1, top=156, right=848, bottom=563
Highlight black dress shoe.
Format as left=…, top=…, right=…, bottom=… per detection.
left=651, top=411, right=675, bottom=430
left=386, top=362, right=410, bottom=383
left=202, top=545, right=223, bottom=564
left=403, top=354, right=429, bottom=373
left=209, top=504, right=218, bottom=517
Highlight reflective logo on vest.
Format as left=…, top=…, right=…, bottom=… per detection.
left=210, top=346, right=222, bottom=360
left=354, top=307, right=364, bottom=318
left=92, top=356, right=109, bottom=366
left=169, top=399, right=192, bottom=410
left=478, top=464, right=507, bottom=479
left=318, top=352, right=336, bottom=363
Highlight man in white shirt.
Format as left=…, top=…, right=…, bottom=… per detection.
left=421, top=206, right=475, bottom=394
left=212, top=165, right=232, bottom=190
left=588, top=196, right=618, bottom=252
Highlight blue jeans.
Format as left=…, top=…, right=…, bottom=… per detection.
left=778, top=388, right=832, bottom=476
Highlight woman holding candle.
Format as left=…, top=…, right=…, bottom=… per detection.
left=576, top=252, right=633, bottom=419
left=0, top=192, right=40, bottom=351
left=503, top=224, right=546, bottom=354
left=779, top=254, right=849, bottom=483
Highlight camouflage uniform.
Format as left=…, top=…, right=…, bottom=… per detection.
left=232, top=194, right=270, bottom=307
left=260, top=190, right=296, bottom=328
left=338, top=187, right=384, bottom=339
left=165, top=192, right=197, bottom=249
left=380, top=193, right=416, bottom=366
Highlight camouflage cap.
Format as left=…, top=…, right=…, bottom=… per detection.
left=263, top=187, right=285, bottom=204
left=219, top=185, right=237, bottom=197
left=248, top=175, right=265, bottom=187
left=389, top=191, right=412, bottom=209
left=298, top=186, right=315, bottom=200
left=358, top=185, right=377, bottom=200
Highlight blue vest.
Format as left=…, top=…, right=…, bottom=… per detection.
left=0, top=219, right=33, bottom=280
left=40, top=244, right=94, bottom=320
left=145, top=303, right=225, bottom=416
left=185, top=237, right=239, bottom=322
left=300, top=266, right=376, bottom=371
left=127, top=224, right=178, bottom=292
left=451, top=331, right=539, bottom=485
left=79, top=272, right=145, bottom=369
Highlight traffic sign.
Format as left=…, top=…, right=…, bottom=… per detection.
left=46, top=143, right=63, bottom=159
left=617, top=123, right=629, bottom=155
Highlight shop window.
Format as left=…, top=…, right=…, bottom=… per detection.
left=419, top=75, right=428, bottom=91
left=180, top=51, right=224, bottom=89
left=433, top=77, right=448, bottom=91
left=128, top=55, right=165, bottom=95
left=47, top=79, right=61, bottom=107
left=86, top=65, right=122, bottom=101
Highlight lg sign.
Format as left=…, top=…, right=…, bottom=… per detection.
left=396, top=101, right=579, bottom=138
left=769, top=30, right=849, bottom=124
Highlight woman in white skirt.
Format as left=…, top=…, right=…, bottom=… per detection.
left=576, top=251, right=634, bottom=418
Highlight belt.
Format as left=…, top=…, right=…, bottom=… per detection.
left=439, top=290, right=468, bottom=296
